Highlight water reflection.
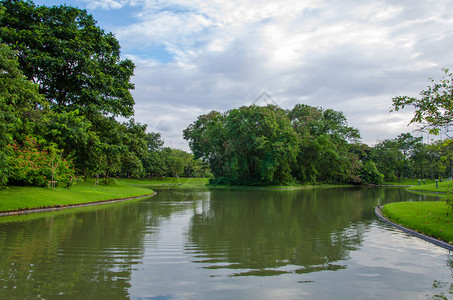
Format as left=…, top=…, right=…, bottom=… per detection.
left=0, top=187, right=449, bottom=299
left=186, top=188, right=383, bottom=276
left=0, top=190, right=207, bottom=299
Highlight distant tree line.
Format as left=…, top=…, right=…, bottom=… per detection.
left=0, top=0, right=209, bottom=187
left=184, top=104, right=453, bottom=186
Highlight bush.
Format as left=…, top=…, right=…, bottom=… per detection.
left=361, top=161, right=384, bottom=185
left=7, top=136, right=76, bottom=187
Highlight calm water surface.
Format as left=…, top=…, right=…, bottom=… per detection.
left=0, top=187, right=452, bottom=299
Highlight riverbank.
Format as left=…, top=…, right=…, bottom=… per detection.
left=206, top=183, right=356, bottom=190
left=0, top=178, right=209, bottom=214
left=379, top=180, right=453, bottom=245
left=381, top=201, right=453, bottom=245
left=406, top=179, right=452, bottom=194
left=376, top=205, right=453, bottom=250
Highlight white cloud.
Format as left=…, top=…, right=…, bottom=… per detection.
left=82, top=0, right=136, bottom=10
left=84, top=0, right=453, bottom=150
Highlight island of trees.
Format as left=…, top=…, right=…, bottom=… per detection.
left=1, top=0, right=453, bottom=189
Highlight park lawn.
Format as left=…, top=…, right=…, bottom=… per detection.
left=382, top=201, right=453, bottom=244
left=0, top=179, right=155, bottom=213
left=205, top=183, right=355, bottom=190
left=136, top=177, right=209, bottom=187
left=406, top=180, right=453, bottom=194
left=383, top=179, right=437, bottom=186
left=0, top=178, right=210, bottom=213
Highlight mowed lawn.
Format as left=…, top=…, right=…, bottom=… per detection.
left=0, top=178, right=209, bottom=213
left=382, top=201, right=453, bottom=244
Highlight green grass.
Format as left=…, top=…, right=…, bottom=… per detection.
left=383, top=179, right=438, bottom=186
left=205, top=183, right=356, bottom=190
left=382, top=201, right=453, bottom=244
left=0, top=178, right=209, bottom=213
left=0, top=178, right=208, bottom=212
left=205, top=184, right=308, bottom=190
left=406, top=180, right=453, bottom=194
left=140, top=177, right=209, bottom=187
left=0, top=179, right=155, bottom=213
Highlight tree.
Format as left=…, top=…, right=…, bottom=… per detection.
left=183, top=111, right=227, bottom=178
left=288, top=104, right=361, bottom=184
left=369, top=133, right=425, bottom=181
left=0, top=0, right=135, bottom=118
left=184, top=105, right=300, bottom=185
left=392, top=68, right=453, bottom=136
left=0, top=40, right=46, bottom=186
left=146, top=132, right=164, bottom=152
left=426, top=139, right=453, bottom=179
left=223, top=105, right=299, bottom=185
left=141, top=132, right=166, bottom=178
left=360, top=161, right=384, bottom=185
left=287, top=104, right=360, bottom=143
left=185, top=104, right=364, bottom=185
left=143, top=151, right=166, bottom=178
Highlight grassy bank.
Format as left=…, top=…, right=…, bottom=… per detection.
left=141, top=177, right=209, bottom=187
left=406, top=180, right=452, bottom=194
left=205, top=184, right=308, bottom=190
left=205, top=183, right=356, bottom=190
left=383, top=179, right=437, bottom=186
left=382, top=201, right=453, bottom=244
left=0, top=178, right=209, bottom=213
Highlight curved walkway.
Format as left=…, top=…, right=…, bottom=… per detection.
left=0, top=192, right=156, bottom=217
left=375, top=206, right=453, bottom=251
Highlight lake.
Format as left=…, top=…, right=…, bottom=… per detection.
left=0, top=187, right=451, bottom=299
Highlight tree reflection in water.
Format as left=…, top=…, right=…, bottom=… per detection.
left=186, top=187, right=428, bottom=277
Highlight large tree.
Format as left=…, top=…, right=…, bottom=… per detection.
left=0, top=41, right=45, bottom=186
left=0, top=0, right=135, bottom=118
left=183, top=110, right=227, bottom=178
left=185, top=105, right=300, bottom=185
left=288, top=104, right=362, bottom=184
left=0, top=0, right=146, bottom=180
left=223, top=105, right=299, bottom=185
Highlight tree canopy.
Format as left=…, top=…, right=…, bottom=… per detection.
left=184, top=104, right=362, bottom=185
left=0, top=0, right=135, bottom=118
left=0, top=0, right=208, bottom=187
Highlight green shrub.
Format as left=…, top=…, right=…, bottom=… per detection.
left=7, top=136, right=76, bottom=187
left=361, top=161, right=384, bottom=184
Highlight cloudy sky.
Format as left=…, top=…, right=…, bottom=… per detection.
left=34, top=0, right=453, bottom=150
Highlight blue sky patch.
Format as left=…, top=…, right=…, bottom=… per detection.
left=33, top=0, right=140, bottom=28
left=134, top=44, right=175, bottom=64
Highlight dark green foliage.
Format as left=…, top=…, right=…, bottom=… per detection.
left=185, top=104, right=361, bottom=185
left=185, top=105, right=299, bottom=185
left=0, top=40, right=47, bottom=186
left=0, top=1, right=209, bottom=187
left=360, top=161, right=384, bottom=185
left=0, top=0, right=135, bottom=118
left=369, top=133, right=426, bottom=181
left=143, top=151, right=166, bottom=178
left=183, top=110, right=226, bottom=178
left=222, top=105, right=298, bottom=185
left=288, top=104, right=362, bottom=184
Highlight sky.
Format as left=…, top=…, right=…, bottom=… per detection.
left=32, top=0, right=453, bottom=150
